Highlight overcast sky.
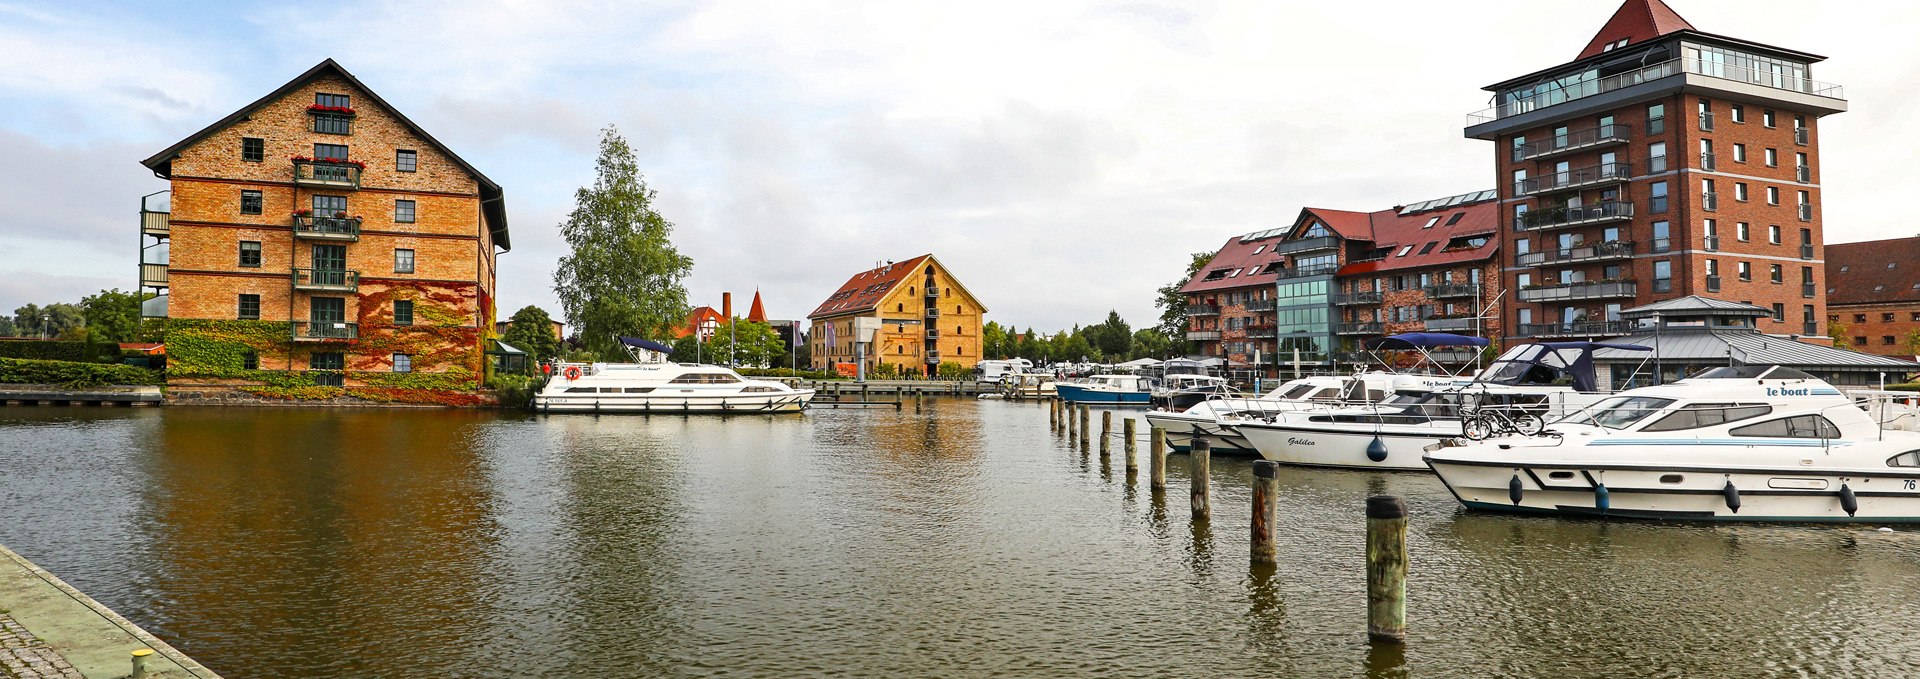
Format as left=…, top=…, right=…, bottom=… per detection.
left=2, top=0, right=1911, bottom=332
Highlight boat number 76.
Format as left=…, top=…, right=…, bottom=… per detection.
left=1907, top=479, right=1918, bottom=491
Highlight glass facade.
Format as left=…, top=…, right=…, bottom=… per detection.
left=1273, top=279, right=1334, bottom=366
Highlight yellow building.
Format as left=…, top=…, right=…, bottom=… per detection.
left=807, top=255, right=987, bottom=377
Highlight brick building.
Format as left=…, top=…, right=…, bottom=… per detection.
left=138, top=59, right=509, bottom=399
left=808, top=255, right=987, bottom=376
left=1826, top=237, right=1920, bottom=359
left=1465, top=0, right=1843, bottom=343
left=1179, top=190, right=1503, bottom=374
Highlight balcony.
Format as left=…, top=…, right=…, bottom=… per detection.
left=292, top=267, right=359, bottom=292
left=1798, top=203, right=1813, bottom=222
left=1244, top=325, right=1278, bottom=339
left=308, top=370, right=345, bottom=387
left=1516, top=280, right=1638, bottom=303
left=1425, top=283, right=1478, bottom=299
left=1335, top=322, right=1384, bottom=335
left=140, top=210, right=170, bottom=237
left=1515, top=162, right=1632, bottom=196
left=1706, top=275, right=1722, bottom=293
left=1803, top=283, right=1817, bottom=298
left=1244, top=299, right=1277, bottom=313
left=1332, top=291, right=1383, bottom=306
left=926, top=286, right=939, bottom=298
left=292, top=215, right=362, bottom=241
left=926, top=352, right=941, bottom=364
left=1796, top=127, right=1810, bottom=145
left=1511, top=123, right=1631, bottom=162
left=1804, top=322, right=1819, bottom=335
left=293, top=321, right=359, bottom=341
left=1700, top=152, right=1716, bottom=171
left=140, top=263, right=169, bottom=288
left=1516, top=321, right=1634, bottom=338
left=924, top=307, right=941, bottom=319
left=1699, top=111, right=1715, bottom=131
left=1184, top=304, right=1220, bottom=316
left=1275, top=264, right=1340, bottom=280
left=1801, top=243, right=1815, bottom=260
left=925, top=328, right=941, bottom=339
left=1466, top=57, right=1845, bottom=131
left=1273, top=236, right=1340, bottom=255
left=1797, top=165, right=1811, bottom=183
left=1702, top=192, right=1718, bottom=212
left=1186, top=330, right=1223, bottom=341
left=1517, top=201, right=1634, bottom=231
left=1423, top=317, right=1477, bottom=333
left=292, top=159, right=363, bottom=189
left=1517, top=241, right=1636, bottom=267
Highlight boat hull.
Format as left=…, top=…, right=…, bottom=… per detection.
left=1427, top=454, right=1920, bottom=523
left=1142, top=411, right=1256, bottom=454
left=1233, top=420, right=1461, bottom=471
left=1054, top=385, right=1150, bottom=404
left=534, top=390, right=814, bottom=414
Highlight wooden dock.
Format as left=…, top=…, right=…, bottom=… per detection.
left=0, top=385, right=162, bottom=407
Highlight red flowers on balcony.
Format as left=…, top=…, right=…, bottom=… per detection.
left=291, top=155, right=367, bottom=169
left=307, top=104, right=356, bottom=116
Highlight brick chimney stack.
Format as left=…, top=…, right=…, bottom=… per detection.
left=722, top=292, right=732, bottom=320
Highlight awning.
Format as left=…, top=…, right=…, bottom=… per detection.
left=486, top=339, right=526, bottom=356
left=1365, top=332, right=1491, bottom=350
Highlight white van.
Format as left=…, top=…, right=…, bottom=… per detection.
left=972, top=359, right=1034, bottom=383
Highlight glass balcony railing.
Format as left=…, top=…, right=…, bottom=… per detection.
left=1185, top=304, right=1220, bottom=316
left=1424, top=283, right=1478, bottom=299
left=1273, top=236, right=1340, bottom=255
left=1244, top=326, right=1278, bottom=339
left=1244, top=299, right=1277, bottom=313
left=1515, top=163, right=1632, bottom=196
left=1511, top=123, right=1631, bottom=162
left=1422, top=317, right=1476, bottom=333
left=1332, top=291, right=1383, bottom=306
left=1276, top=264, right=1340, bottom=280
left=1186, top=330, right=1223, bottom=341
left=1517, top=201, right=1635, bottom=231
left=1468, top=57, right=1844, bottom=126
left=1516, top=280, right=1637, bottom=303
left=1335, top=322, right=1384, bottom=335
left=1516, top=241, right=1635, bottom=267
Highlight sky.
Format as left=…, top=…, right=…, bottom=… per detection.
left=3, top=0, right=1914, bottom=333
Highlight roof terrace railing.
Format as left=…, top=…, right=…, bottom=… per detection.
left=1468, top=57, right=1844, bottom=126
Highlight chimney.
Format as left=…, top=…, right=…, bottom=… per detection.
left=722, top=292, right=732, bottom=320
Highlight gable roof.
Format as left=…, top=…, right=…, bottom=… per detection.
left=673, top=306, right=725, bottom=338
left=139, top=59, right=510, bottom=250
left=1300, top=208, right=1374, bottom=241
left=809, top=255, right=933, bottom=319
left=1178, top=233, right=1287, bottom=296
left=1577, top=0, right=1695, bottom=60
left=746, top=290, right=768, bottom=323
left=1827, top=237, right=1920, bottom=306
left=1335, top=190, right=1501, bottom=277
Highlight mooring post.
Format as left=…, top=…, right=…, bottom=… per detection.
left=1067, top=401, right=1078, bottom=441
left=1050, top=396, right=1059, bottom=430
left=1079, top=405, right=1091, bottom=453
left=1189, top=438, right=1211, bottom=520
left=1149, top=426, right=1167, bottom=492
left=131, top=649, right=153, bottom=678
left=1100, top=410, right=1112, bottom=458
left=1366, top=495, right=1409, bottom=644
left=1251, top=460, right=1280, bottom=565
left=1123, top=417, right=1138, bottom=473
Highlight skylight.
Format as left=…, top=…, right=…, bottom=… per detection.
left=1418, top=241, right=1439, bottom=255
left=1396, top=245, right=1414, bottom=257
left=1423, top=217, right=1440, bottom=229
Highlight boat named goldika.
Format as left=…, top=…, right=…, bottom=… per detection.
left=533, top=338, right=813, bottom=414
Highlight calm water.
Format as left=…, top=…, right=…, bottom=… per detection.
left=3, top=401, right=1920, bottom=677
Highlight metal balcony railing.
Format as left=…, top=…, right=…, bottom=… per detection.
left=1332, top=291, right=1383, bottom=306
left=1796, top=165, right=1811, bottom=183
left=1700, top=152, right=1716, bottom=171
left=1467, top=58, right=1844, bottom=126
left=1516, top=280, right=1638, bottom=303
left=926, top=286, right=939, bottom=298
left=1273, top=236, right=1340, bottom=255
left=1517, top=201, right=1635, bottom=231
left=1515, top=162, right=1633, bottom=196
left=292, top=215, right=362, bottom=241
left=925, top=352, right=942, bottom=364
left=1244, top=326, right=1278, bottom=339
left=1516, top=321, right=1634, bottom=338
left=1186, top=330, right=1223, bottom=341
left=140, top=210, right=170, bottom=236
left=1516, top=241, right=1635, bottom=267
left=925, top=329, right=941, bottom=339
left=308, top=370, right=345, bottom=387
left=140, top=263, right=169, bottom=288
left=1424, top=283, right=1478, bottom=299
left=1803, top=283, right=1817, bottom=298
left=1703, top=235, right=1720, bottom=252
left=1706, top=275, right=1722, bottom=293
left=1185, top=304, right=1220, bottom=316
left=1244, top=299, right=1277, bottom=313
left=1796, top=127, right=1810, bottom=145
left=292, top=267, right=359, bottom=292
left=1702, top=192, right=1719, bottom=211
left=1801, top=243, right=1816, bottom=260
left=1511, top=123, right=1631, bottom=162
left=924, top=307, right=941, bottom=319
left=1804, top=322, right=1819, bottom=335
left=1335, top=322, right=1384, bottom=335
left=1799, top=203, right=1813, bottom=222
left=1423, top=317, right=1476, bottom=332
left=293, top=321, right=358, bottom=341
left=1699, top=111, right=1715, bottom=131
left=292, top=159, right=362, bottom=189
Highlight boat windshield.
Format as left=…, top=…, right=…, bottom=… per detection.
left=1278, top=383, right=1318, bottom=400
left=1560, top=396, right=1677, bottom=429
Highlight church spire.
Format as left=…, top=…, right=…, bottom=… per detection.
left=1577, top=0, right=1696, bottom=60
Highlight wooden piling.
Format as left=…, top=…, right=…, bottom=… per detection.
left=1067, top=401, right=1078, bottom=441
left=1251, top=460, right=1280, bottom=565
left=1078, top=405, right=1091, bottom=453
left=1099, top=410, right=1112, bottom=457
left=1049, top=397, right=1059, bottom=429
left=1189, top=438, right=1211, bottom=520
left=1149, top=427, right=1167, bottom=492
left=1366, top=495, right=1409, bottom=644
left=1123, top=418, right=1138, bottom=473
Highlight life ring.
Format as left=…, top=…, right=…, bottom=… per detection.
left=564, top=366, right=582, bottom=381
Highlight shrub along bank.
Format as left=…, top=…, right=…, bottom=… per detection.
left=0, top=357, right=162, bottom=388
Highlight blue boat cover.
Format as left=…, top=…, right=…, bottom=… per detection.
left=1365, top=332, right=1491, bottom=350
left=618, top=336, right=675, bottom=354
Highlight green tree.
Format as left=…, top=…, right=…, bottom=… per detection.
left=44, top=304, right=84, bottom=340
left=501, top=305, right=565, bottom=371
left=0, top=315, right=15, bottom=337
left=80, top=289, right=145, bottom=350
left=552, top=125, right=694, bottom=357
left=707, top=319, right=784, bottom=367
left=1153, top=251, right=1213, bottom=348
left=1829, top=320, right=1853, bottom=350
left=981, top=321, right=1009, bottom=359
left=1130, top=328, right=1172, bottom=360
left=1088, top=310, right=1132, bottom=358
left=1060, top=332, right=1095, bottom=364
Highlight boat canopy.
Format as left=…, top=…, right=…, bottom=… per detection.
left=1365, top=333, right=1491, bottom=350
left=619, top=336, right=675, bottom=353
left=1476, top=341, right=1650, bottom=392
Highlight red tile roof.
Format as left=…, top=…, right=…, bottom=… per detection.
left=674, top=306, right=725, bottom=338
left=1577, top=0, right=1695, bottom=60
left=1304, top=208, right=1374, bottom=241
left=746, top=290, right=768, bottom=323
left=1178, top=234, right=1289, bottom=296
left=808, top=255, right=933, bottom=319
left=1827, top=237, right=1920, bottom=306
left=1336, top=200, right=1499, bottom=276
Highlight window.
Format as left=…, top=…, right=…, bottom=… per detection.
left=238, top=294, right=260, bottom=320
left=1652, top=220, right=1671, bottom=253
left=1771, top=303, right=1785, bottom=322
left=1653, top=260, right=1672, bottom=293
left=1768, top=225, right=1781, bottom=244
left=396, top=149, right=417, bottom=172
left=240, top=189, right=263, bottom=215
left=1396, top=245, right=1414, bottom=257
left=1423, top=216, right=1440, bottom=229
left=1642, top=404, right=1770, bottom=432
left=241, top=137, right=264, bottom=162
left=1886, top=313, right=1898, bottom=323
left=242, top=351, right=258, bottom=370
left=1732, top=144, right=1746, bottom=163
left=1737, top=261, right=1751, bottom=281
left=1730, top=104, right=1745, bottom=123
left=1763, top=110, right=1777, bottom=128
left=394, top=300, right=414, bottom=326
left=1769, top=264, right=1782, bottom=283
left=1651, top=181, right=1668, bottom=213
left=395, top=199, right=416, bottom=223
left=1855, top=314, right=1867, bottom=323
left=310, top=352, right=345, bottom=386
left=1889, top=451, right=1920, bottom=468
left=238, top=240, right=262, bottom=267
left=1855, top=336, right=1868, bottom=346
left=315, top=93, right=351, bottom=108
left=314, top=142, right=348, bottom=161
left=1418, top=241, right=1438, bottom=255
left=1766, top=187, right=1780, bottom=205
left=313, top=111, right=351, bottom=135
left=1736, top=222, right=1750, bottom=241
left=1734, top=183, right=1749, bottom=202
left=1887, top=336, right=1900, bottom=346
left=1765, top=148, right=1778, bottom=167
left=394, top=248, right=415, bottom=273
left=1648, top=142, right=1667, bottom=172
left=1647, top=103, right=1665, bottom=134
left=312, top=194, right=347, bottom=219
left=393, top=354, right=412, bottom=373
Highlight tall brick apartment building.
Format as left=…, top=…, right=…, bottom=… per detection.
left=808, top=255, right=987, bottom=377
left=1179, top=190, right=1503, bottom=374
left=1466, top=0, right=1844, bottom=343
left=138, top=59, right=509, bottom=399
left=1826, top=237, right=1920, bottom=359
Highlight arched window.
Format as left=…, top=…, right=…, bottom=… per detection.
left=909, top=286, right=915, bottom=295
left=955, top=305, right=962, bottom=314
left=896, top=303, right=903, bottom=312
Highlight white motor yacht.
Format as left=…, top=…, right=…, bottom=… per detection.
left=533, top=338, right=813, bottom=414
left=1426, top=365, right=1920, bottom=523
left=1143, top=372, right=1437, bottom=454
left=1224, top=341, right=1649, bottom=470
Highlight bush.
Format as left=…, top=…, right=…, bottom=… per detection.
left=1886, top=383, right=1920, bottom=392
left=0, top=357, right=163, bottom=387
left=0, top=340, right=91, bottom=362
left=487, top=373, right=540, bottom=409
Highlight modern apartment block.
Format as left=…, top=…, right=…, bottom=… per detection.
left=808, top=255, right=986, bottom=376
left=1180, top=190, right=1502, bottom=374
left=138, top=59, right=509, bottom=398
left=1826, top=237, right=1920, bottom=359
left=1465, top=0, right=1844, bottom=342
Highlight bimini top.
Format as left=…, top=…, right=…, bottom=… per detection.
left=1367, top=333, right=1491, bottom=350
left=619, top=336, right=675, bottom=354
left=1476, top=341, right=1650, bottom=393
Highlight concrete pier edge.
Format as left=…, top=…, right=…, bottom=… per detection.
left=0, top=542, right=222, bottom=678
